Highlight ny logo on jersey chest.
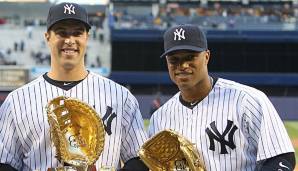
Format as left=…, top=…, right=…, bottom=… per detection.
left=205, top=120, right=238, bottom=154
left=102, top=106, right=117, bottom=135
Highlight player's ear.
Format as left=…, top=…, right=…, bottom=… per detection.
left=44, top=32, right=50, bottom=42
left=204, top=50, right=210, bottom=65
left=86, top=30, right=90, bottom=40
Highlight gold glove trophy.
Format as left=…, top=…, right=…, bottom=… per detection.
left=46, top=96, right=105, bottom=171
left=139, top=129, right=205, bottom=171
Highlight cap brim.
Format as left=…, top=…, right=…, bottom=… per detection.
left=160, top=45, right=206, bottom=58
left=47, top=18, right=91, bottom=31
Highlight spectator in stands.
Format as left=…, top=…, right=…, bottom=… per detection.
left=26, top=25, right=33, bottom=39
left=13, top=41, right=18, bottom=51
left=6, top=48, right=11, bottom=56
left=0, top=49, right=16, bottom=65
left=91, top=25, right=97, bottom=40
left=0, top=50, right=5, bottom=65
left=20, top=40, right=25, bottom=52
left=96, top=55, right=102, bottom=67
left=149, top=95, right=162, bottom=116
left=99, top=32, right=104, bottom=43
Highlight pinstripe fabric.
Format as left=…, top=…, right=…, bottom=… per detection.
left=148, top=78, right=294, bottom=171
left=0, top=72, right=147, bottom=171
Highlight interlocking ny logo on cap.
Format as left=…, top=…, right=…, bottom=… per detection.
left=174, top=28, right=185, bottom=41
left=64, top=4, right=75, bottom=15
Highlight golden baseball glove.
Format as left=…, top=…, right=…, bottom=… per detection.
left=46, top=96, right=105, bottom=167
left=139, top=129, right=205, bottom=171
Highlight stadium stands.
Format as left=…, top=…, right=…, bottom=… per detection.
left=1, top=1, right=298, bottom=119
left=110, top=2, right=298, bottom=31
left=0, top=1, right=110, bottom=67
left=0, top=26, right=110, bottom=68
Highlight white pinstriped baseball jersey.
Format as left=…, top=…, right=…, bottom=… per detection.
left=0, top=71, right=148, bottom=171
left=148, top=78, right=294, bottom=171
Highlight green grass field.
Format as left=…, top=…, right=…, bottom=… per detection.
left=144, top=120, right=298, bottom=164
left=144, top=119, right=149, bottom=129
left=284, top=121, right=298, bottom=165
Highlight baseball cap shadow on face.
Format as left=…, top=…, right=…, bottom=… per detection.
left=160, top=24, right=208, bottom=58
left=167, top=49, right=203, bottom=57
left=47, top=2, right=91, bottom=31
left=50, top=19, right=89, bottom=34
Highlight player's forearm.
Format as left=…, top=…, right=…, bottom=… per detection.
left=119, top=157, right=149, bottom=171
left=256, top=152, right=296, bottom=171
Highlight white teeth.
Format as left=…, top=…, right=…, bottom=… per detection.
left=63, top=50, right=76, bottom=54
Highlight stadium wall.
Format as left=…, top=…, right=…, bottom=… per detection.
left=111, top=29, right=298, bottom=72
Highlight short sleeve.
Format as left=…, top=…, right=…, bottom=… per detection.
left=243, top=92, right=294, bottom=161
left=0, top=94, right=23, bottom=170
left=120, top=92, right=148, bottom=162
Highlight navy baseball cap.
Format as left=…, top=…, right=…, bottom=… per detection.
left=160, top=24, right=208, bottom=58
left=47, top=2, right=91, bottom=31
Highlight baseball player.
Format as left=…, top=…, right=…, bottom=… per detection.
left=0, top=3, right=148, bottom=171
left=148, top=24, right=296, bottom=170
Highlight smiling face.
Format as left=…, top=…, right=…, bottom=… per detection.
left=45, top=19, right=89, bottom=72
left=166, top=50, right=210, bottom=91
